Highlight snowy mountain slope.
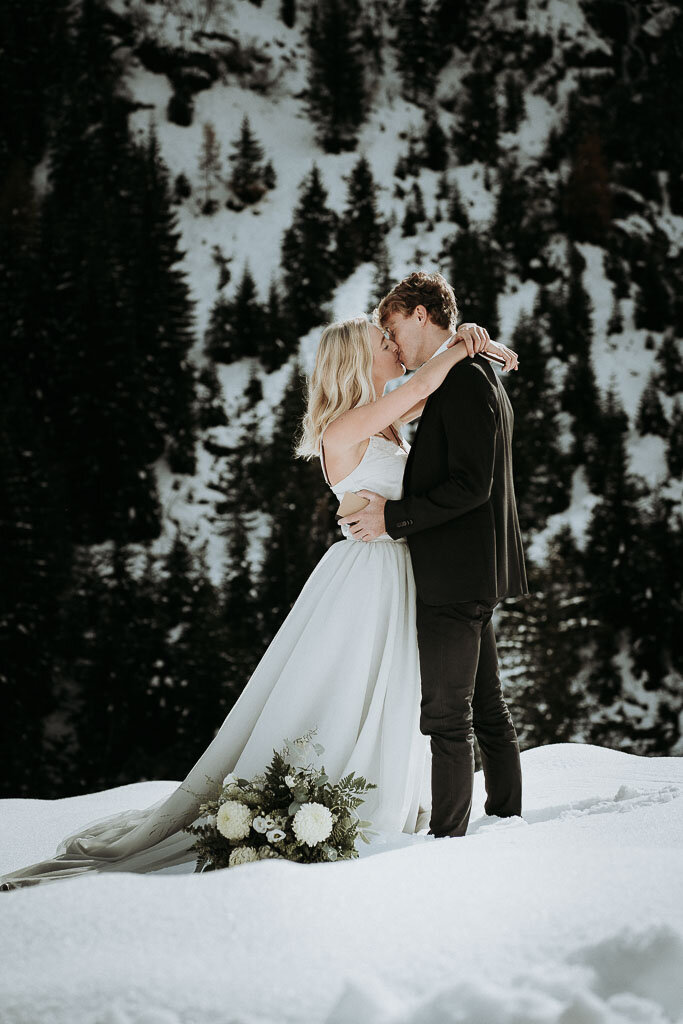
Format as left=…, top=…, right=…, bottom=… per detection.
left=2, top=744, right=682, bottom=1024
left=99, top=0, right=682, bottom=585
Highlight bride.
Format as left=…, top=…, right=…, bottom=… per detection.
left=0, top=315, right=517, bottom=890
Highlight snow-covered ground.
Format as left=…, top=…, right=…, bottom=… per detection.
left=2, top=743, right=683, bottom=1024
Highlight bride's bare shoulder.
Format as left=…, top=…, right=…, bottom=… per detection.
left=322, top=426, right=369, bottom=487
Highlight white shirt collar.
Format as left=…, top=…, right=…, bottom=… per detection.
left=428, top=332, right=458, bottom=360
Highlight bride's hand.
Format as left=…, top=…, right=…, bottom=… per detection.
left=449, top=322, right=490, bottom=356
left=486, top=340, right=519, bottom=371
left=447, top=332, right=519, bottom=371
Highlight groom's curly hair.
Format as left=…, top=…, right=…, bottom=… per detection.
left=375, top=271, right=459, bottom=331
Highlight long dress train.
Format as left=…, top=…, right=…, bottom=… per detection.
left=0, top=435, right=432, bottom=890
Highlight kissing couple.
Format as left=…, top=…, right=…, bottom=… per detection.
left=0, top=270, right=529, bottom=890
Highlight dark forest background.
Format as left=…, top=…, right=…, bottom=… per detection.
left=1, top=0, right=682, bottom=800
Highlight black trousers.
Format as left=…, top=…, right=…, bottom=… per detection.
left=415, top=596, right=522, bottom=837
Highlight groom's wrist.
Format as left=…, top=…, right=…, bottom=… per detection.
left=384, top=498, right=411, bottom=538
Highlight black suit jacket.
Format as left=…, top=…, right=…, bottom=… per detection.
left=384, top=353, right=529, bottom=605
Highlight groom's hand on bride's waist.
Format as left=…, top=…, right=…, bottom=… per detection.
left=338, top=490, right=387, bottom=542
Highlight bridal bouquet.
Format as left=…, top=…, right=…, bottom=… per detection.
left=183, top=728, right=378, bottom=871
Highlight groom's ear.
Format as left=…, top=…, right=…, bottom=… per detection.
left=414, top=304, right=428, bottom=326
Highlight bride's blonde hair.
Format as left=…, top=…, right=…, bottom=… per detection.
left=295, top=314, right=403, bottom=461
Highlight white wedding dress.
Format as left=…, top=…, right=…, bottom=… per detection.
left=0, top=435, right=432, bottom=890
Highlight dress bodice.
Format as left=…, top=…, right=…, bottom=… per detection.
left=322, top=435, right=410, bottom=542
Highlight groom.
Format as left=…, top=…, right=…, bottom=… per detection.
left=339, top=271, right=529, bottom=838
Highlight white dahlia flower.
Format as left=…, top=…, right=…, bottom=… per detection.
left=252, top=815, right=269, bottom=834
left=292, top=802, right=334, bottom=846
left=216, top=799, right=253, bottom=841
left=228, top=845, right=259, bottom=866
left=266, top=828, right=286, bottom=843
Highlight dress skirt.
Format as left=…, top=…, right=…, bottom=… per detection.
left=0, top=537, right=432, bottom=889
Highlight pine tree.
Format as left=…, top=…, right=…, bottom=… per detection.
left=493, top=157, right=529, bottom=260
left=566, top=243, right=593, bottom=356
left=261, top=279, right=291, bottom=373
left=453, top=62, right=499, bottom=163
left=635, top=375, right=668, bottom=438
left=0, top=0, right=71, bottom=177
left=70, top=542, right=171, bottom=789
left=136, top=124, right=199, bottom=477
left=603, top=248, right=630, bottom=299
left=629, top=493, right=683, bottom=696
left=436, top=171, right=450, bottom=201
left=405, top=138, right=420, bottom=176
left=393, top=0, right=438, bottom=104
left=422, top=112, right=449, bottom=171
left=257, top=364, right=338, bottom=642
left=204, top=265, right=264, bottom=363
left=584, top=626, right=624, bottom=728
left=562, top=127, right=611, bottom=243
left=506, top=528, right=589, bottom=748
left=549, top=244, right=594, bottom=361
left=211, top=244, right=232, bottom=290
left=263, top=159, right=277, bottom=191
left=281, top=165, right=339, bottom=337
left=501, top=313, right=571, bottom=533
left=585, top=494, right=683, bottom=754
left=228, top=114, right=268, bottom=206
left=401, top=181, right=426, bottom=236
left=218, top=406, right=269, bottom=516
left=232, top=264, right=264, bottom=357
left=0, top=372, right=73, bottom=797
left=447, top=182, right=470, bottom=228
left=242, top=366, right=264, bottom=410
left=34, top=0, right=196, bottom=543
left=173, top=172, right=192, bottom=203
left=502, top=72, right=525, bottom=133
left=306, top=0, right=367, bottom=153
left=654, top=332, right=683, bottom=396
left=561, top=353, right=603, bottom=480
left=219, top=511, right=263, bottom=702
left=198, top=121, right=221, bottom=213
left=666, top=399, right=683, bottom=477
left=444, top=227, right=502, bottom=336
left=280, top=0, right=296, bottom=27
left=336, top=154, right=384, bottom=278
left=0, top=0, right=203, bottom=794
left=163, top=535, right=242, bottom=757
left=0, top=97, right=72, bottom=751
left=370, top=235, right=395, bottom=309
left=197, top=363, right=228, bottom=430
left=633, top=247, right=672, bottom=332
left=583, top=388, right=647, bottom=630
left=606, top=295, right=623, bottom=335
left=394, top=153, right=409, bottom=180
left=432, top=0, right=485, bottom=55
